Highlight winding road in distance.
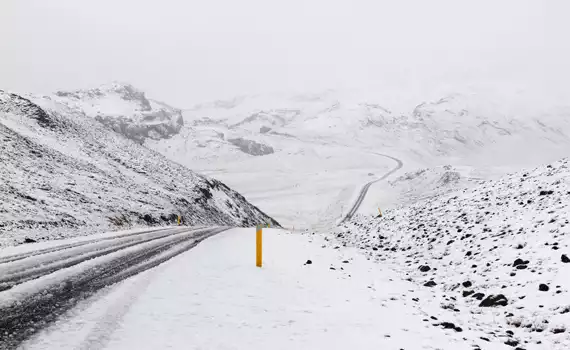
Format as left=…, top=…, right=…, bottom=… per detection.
left=338, top=153, right=403, bottom=225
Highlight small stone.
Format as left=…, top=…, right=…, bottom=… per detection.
left=305, top=260, right=313, bottom=265
left=437, top=322, right=462, bottom=332
left=539, top=284, right=549, bottom=292
left=513, top=258, right=529, bottom=267
left=462, top=281, right=472, bottom=288
left=419, top=265, right=431, bottom=272
left=562, top=254, right=570, bottom=263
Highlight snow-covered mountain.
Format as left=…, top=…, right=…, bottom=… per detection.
left=145, top=87, right=570, bottom=229
left=335, top=158, right=570, bottom=349
left=10, top=83, right=569, bottom=231
left=181, top=89, right=570, bottom=159
left=52, top=83, right=183, bottom=144
left=0, top=90, right=279, bottom=247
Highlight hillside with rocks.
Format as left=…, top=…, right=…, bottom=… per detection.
left=335, top=158, right=570, bottom=349
left=0, top=90, right=279, bottom=247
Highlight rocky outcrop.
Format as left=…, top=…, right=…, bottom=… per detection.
left=227, top=137, right=274, bottom=156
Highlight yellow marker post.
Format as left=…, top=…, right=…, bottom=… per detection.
left=177, top=215, right=181, bottom=225
left=378, top=208, right=383, bottom=217
left=256, top=225, right=263, bottom=267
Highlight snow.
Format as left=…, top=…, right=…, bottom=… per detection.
left=22, top=228, right=480, bottom=350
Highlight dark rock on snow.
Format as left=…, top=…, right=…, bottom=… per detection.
left=479, top=294, right=508, bottom=307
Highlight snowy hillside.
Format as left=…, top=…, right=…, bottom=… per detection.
left=52, top=83, right=183, bottom=144
left=335, top=158, right=570, bottom=349
left=0, top=90, right=279, bottom=247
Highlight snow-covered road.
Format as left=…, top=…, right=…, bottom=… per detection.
left=19, top=228, right=471, bottom=350
left=0, top=226, right=228, bottom=349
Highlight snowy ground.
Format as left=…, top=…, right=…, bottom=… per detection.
left=20, top=228, right=486, bottom=350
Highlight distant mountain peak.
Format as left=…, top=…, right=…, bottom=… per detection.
left=52, top=83, right=183, bottom=144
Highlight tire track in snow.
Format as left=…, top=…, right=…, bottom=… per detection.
left=0, top=227, right=177, bottom=265
left=0, top=226, right=227, bottom=350
left=0, top=227, right=190, bottom=291
left=338, top=153, right=403, bottom=225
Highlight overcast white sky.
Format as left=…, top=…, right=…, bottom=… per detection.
left=1, top=0, right=569, bottom=106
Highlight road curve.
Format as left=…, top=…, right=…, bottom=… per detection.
left=0, top=226, right=227, bottom=350
left=338, top=153, right=403, bottom=225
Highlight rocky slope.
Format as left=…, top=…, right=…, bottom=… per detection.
left=335, top=158, right=570, bottom=349
left=0, top=90, right=279, bottom=247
